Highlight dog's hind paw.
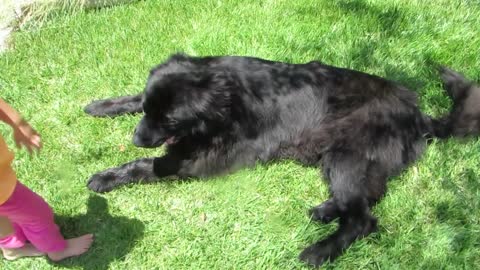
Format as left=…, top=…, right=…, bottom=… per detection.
left=308, top=200, right=339, bottom=223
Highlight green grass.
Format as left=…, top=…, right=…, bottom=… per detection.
left=1, top=0, right=480, bottom=269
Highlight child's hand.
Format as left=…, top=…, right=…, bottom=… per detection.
left=13, top=120, right=42, bottom=154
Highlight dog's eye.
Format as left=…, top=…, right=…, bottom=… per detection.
left=160, top=118, right=178, bottom=129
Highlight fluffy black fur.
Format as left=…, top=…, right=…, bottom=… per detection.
left=84, top=54, right=480, bottom=267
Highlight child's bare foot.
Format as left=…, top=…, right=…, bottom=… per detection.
left=47, top=234, right=94, bottom=261
left=2, top=244, right=45, bottom=260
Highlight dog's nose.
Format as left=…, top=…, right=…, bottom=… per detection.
left=132, top=133, right=143, bottom=146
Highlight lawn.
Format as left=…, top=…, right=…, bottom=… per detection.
left=1, top=0, right=480, bottom=269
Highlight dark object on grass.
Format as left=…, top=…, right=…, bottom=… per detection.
left=53, top=195, right=144, bottom=269
left=84, top=54, right=480, bottom=267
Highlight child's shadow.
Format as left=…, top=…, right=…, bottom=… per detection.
left=52, top=195, right=145, bottom=270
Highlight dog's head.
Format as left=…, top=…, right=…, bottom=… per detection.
left=133, top=56, right=233, bottom=148
left=439, top=67, right=480, bottom=136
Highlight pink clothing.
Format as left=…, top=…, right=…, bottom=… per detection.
left=0, top=181, right=67, bottom=252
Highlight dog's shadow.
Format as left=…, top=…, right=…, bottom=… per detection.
left=52, top=195, right=145, bottom=270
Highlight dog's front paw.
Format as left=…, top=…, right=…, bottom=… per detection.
left=87, top=171, right=119, bottom=193
left=84, top=100, right=114, bottom=117
left=299, top=243, right=332, bottom=267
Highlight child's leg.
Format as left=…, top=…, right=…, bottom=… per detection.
left=0, top=219, right=44, bottom=260
left=2, top=243, right=44, bottom=260
left=0, top=216, right=14, bottom=237
left=0, top=181, right=93, bottom=260
left=0, top=223, right=26, bottom=249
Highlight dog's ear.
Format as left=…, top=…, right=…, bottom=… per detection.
left=190, top=70, right=233, bottom=121
left=439, top=66, right=473, bottom=100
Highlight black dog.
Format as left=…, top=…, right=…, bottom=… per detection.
left=84, top=54, right=480, bottom=267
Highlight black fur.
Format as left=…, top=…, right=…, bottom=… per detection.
left=84, top=54, right=480, bottom=267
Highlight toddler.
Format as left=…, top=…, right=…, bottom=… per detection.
left=0, top=98, right=93, bottom=261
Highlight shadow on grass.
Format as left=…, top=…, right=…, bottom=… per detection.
left=291, top=1, right=442, bottom=85
left=335, top=0, right=406, bottom=35
left=288, top=1, right=420, bottom=74
left=338, top=0, right=451, bottom=97
left=426, top=168, right=480, bottom=267
left=51, top=195, right=145, bottom=270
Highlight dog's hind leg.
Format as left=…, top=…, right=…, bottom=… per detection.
left=300, top=152, right=385, bottom=267
left=84, top=94, right=143, bottom=117
left=309, top=198, right=339, bottom=224
left=309, top=158, right=388, bottom=224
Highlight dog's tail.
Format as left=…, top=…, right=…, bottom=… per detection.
left=427, top=67, right=480, bottom=139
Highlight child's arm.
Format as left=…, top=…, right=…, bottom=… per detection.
left=0, top=98, right=22, bottom=126
left=0, top=98, right=42, bottom=153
